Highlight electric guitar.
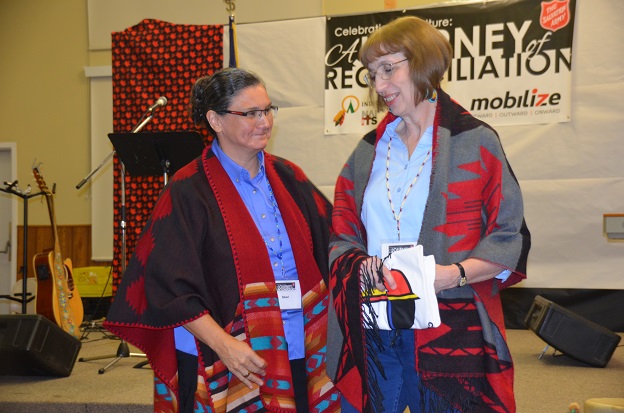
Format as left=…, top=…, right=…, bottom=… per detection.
left=32, top=165, right=83, bottom=338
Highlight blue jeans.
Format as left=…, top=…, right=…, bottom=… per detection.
left=340, top=330, right=461, bottom=413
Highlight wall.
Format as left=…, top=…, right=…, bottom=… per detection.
left=0, top=0, right=90, bottom=227
left=5, top=0, right=623, bottom=288
left=16, top=225, right=99, bottom=279
left=3, top=0, right=623, bottom=330
left=0, top=0, right=434, bottom=228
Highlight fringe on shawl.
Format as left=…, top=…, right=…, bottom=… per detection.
left=361, top=258, right=488, bottom=413
left=360, top=259, right=387, bottom=413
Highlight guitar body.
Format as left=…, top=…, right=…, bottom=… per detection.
left=33, top=252, right=55, bottom=322
left=61, top=256, right=84, bottom=327
left=31, top=166, right=84, bottom=338
left=33, top=252, right=84, bottom=333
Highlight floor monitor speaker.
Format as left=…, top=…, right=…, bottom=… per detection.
left=524, top=295, right=621, bottom=367
left=0, top=314, right=81, bottom=376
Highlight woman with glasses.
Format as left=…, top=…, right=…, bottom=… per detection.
left=327, top=16, right=530, bottom=413
left=105, top=67, right=340, bottom=413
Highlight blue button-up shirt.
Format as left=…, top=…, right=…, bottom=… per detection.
left=175, top=141, right=304, bottom=359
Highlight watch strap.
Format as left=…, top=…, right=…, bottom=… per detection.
left=453, top=262, right=466, bottom=287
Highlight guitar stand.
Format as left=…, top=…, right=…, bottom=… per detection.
left=0, top=180, right=44, bottom=313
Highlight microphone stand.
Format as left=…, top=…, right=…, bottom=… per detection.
left=77, top=109, right=156, bottom=374
left=76, top=109, right=156, bottom=190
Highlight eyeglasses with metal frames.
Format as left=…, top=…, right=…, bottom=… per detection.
left=363, top=58, right=408, bottom=86
left=221, top=105, right=279, bottom=120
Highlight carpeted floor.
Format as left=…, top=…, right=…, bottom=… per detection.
left=0, top=326, right=622, bottom=413
left=0, top=324, right=152, bottom=413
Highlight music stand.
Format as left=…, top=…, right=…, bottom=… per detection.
left=108, top=131, right=206, bottom=183
left=78, top=131, right=205, bottom=373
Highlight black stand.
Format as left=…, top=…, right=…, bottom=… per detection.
left=108, top=131, right=205, bottom=185
left=0, top=181, right=44, bottom=313
left=82, top=338, right=147, bottom=374
left=78, top=131, right=204, bottom=373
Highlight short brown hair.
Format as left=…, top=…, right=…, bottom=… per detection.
left=360, top=16, right=452, bottom=111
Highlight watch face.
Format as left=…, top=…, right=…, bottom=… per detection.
left=459, top=276, right=467, bottom=287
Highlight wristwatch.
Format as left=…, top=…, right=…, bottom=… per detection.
left=453, top=262, right=467, bottom=287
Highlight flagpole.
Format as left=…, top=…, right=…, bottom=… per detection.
left=224, top=0, right=238, bottom=67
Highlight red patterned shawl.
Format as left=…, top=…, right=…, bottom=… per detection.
left=327, top=89, right=531, bottom=413
left=104, top=146, right=340, bottom=412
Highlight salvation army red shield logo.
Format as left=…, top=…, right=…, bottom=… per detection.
left=540, top=0, right=571, bottom=32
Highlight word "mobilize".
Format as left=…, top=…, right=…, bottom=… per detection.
left=471, top=88, right=560, bottom=111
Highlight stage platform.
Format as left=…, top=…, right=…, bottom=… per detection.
left=0, top=327, right=622, bottom=412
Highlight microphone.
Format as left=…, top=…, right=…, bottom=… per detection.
left=147, top=96, right=168, bottom=112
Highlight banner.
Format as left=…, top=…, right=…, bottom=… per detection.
left=324, top=0, right=576, bottom=134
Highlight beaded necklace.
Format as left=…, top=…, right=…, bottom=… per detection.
left=385, top=133, right=432, bottom=240
left=263, top=175, right=286, bottom=278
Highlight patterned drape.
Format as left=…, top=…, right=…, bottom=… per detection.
left=111, top=19, right=222, bottom=290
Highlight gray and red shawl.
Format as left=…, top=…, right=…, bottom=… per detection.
left=104, top=146, right=340, bottom=413
left=327, top=89, right=531, bottom=413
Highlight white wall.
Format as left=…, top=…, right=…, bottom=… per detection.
left=86, top=0, right=624, bottom=290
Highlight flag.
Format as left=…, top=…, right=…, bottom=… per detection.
left=228, top=15, right=239, bottom=67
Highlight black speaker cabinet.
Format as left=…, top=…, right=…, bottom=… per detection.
left=0, top=314, right=82, bottom=376
left=524, top=295, right=621, bottom=367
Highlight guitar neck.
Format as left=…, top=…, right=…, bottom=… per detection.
left=44, top=193, right=61, bottom=253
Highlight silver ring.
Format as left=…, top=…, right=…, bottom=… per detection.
left=243, top=371, right=250, bottom=378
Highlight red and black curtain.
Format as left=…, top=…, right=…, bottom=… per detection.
left=111, top=19, right=222, bottom=289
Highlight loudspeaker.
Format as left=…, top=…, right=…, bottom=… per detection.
left=524, top=295, right=621, bottom=367
left=0, top=314, right=82, bottom=377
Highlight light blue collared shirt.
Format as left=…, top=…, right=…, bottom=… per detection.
left=175, top=141, right=304, bottom=359
left=361, top=117, right=510, bottom=281
left=362, top=118, right=433, bottom=257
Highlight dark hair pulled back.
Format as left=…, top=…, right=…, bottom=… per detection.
left=189, top=67, right=265, bottom=136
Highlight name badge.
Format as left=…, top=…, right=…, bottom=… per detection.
left=276, top=280, right=302, bottom=310
left=381, top=241, right=418, bottom=260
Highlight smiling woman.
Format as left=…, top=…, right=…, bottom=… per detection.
left=104, top=67, right=341, bottom=413
left=328, top=16, right=530, bottom=413
left=204, top=84, right=277, bottom=172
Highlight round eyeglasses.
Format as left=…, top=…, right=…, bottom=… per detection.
left=221, top=105, right=278, bottom=120
left=363, top=58, right=408, bottom=86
